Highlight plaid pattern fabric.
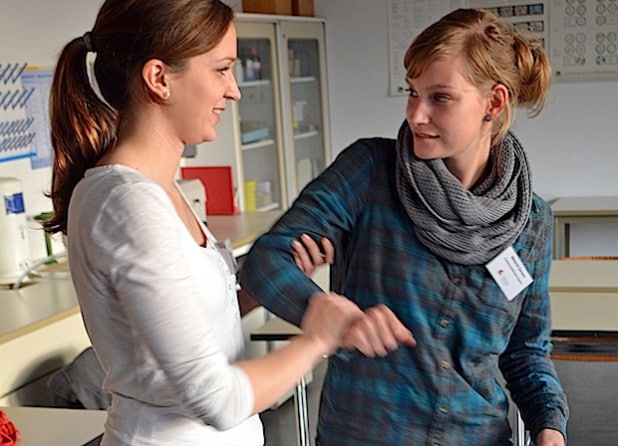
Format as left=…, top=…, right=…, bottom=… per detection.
left=240, top=137, right=568, bottom=446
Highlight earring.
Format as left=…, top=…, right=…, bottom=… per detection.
left=163, top=91, right=171, bottom=100
left=484, top=114, right=492, bottom=122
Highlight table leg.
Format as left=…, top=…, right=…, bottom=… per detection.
left=293, top=375, right=310, bottom=446
left=553, top=218, right=568, bottom=259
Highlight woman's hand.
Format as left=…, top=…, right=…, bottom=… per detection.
left=300, top=292, right=364, bottom=355
left=535, top=428, right=566, bottom=446
left=343, top=304, right=416, bottom=357
left=292, top=233, right=334, bottom=277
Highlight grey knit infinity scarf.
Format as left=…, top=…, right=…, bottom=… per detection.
left=395, top=120, right=532, bottom=265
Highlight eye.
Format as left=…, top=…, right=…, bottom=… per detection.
left=432, top=93, right=449, bottom=103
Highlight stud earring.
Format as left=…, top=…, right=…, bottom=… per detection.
left=484, top=114, right=492, bottom=122
left=163, top=91, right=171, bottom=100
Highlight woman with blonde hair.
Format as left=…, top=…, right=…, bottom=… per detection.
left=241, top=8, right=569, bottom=446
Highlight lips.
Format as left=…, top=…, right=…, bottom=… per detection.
left=413, top=131, right=439, bottom=139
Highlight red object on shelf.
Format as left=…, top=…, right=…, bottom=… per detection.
left=181, top=166, right=238, bottom=215
left=0, top=409, right=19, bottom=445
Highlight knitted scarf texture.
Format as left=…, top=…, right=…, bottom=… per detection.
left=395, top=121, right=532, bottom=265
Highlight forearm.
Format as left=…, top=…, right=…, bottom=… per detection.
left=236, top=334, right=327, bottom=414
left=240, top=234, right=323, bottom=325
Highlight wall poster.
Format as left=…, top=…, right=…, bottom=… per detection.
left=388, top=0, right=618, bottom=96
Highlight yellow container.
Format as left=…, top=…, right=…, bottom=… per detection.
left=244, top=180, right=257, bottom=211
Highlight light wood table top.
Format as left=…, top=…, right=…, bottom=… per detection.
left=206, top=210, right=283, bottom=256
left=0, top=271, right=77, bottom=345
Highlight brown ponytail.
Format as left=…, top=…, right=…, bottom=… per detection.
left=45, top=35, right=117, bottom=234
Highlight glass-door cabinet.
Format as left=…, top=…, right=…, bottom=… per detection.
left=180, top=17, right=330, bottom=214
left=235, top=23, right=286, bottom=212
left=279, top=21, right=331, bottom=203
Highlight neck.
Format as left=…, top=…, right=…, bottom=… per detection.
left=444, top=136, right=492, bottom=190
left=98, top=112, right=184, bottom=188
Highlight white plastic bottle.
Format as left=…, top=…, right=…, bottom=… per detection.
left=0, top=177, right=31, bottom=285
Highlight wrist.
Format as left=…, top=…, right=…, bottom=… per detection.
left=296, top=332, right=333, bottom=359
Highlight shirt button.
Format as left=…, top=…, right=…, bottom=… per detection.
left=439, top=318, right=450, bottom=328
left=440, top=360, right=449, bottom=370
left=439, top=405, right=448, bottom=414
left=452, top=277, right=462, bottom=286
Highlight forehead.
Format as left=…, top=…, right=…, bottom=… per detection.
left=406, top=56, right=470, bottom=87
left=202, top=23, right=237, bottom=62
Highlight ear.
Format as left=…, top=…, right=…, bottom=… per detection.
left=485, top=83, right=508, bottom=120
left=142, top=59, right=170, bottom=101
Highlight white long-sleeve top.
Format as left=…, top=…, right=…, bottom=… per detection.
left=68, top=165, right=263, bottom=445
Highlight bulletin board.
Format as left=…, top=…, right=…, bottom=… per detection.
left=387, top=0, right=618, bottom=95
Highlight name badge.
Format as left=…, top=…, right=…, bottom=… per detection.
left=486, top=246, right=533, bottom=301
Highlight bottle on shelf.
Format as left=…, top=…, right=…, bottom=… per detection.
left=244, top=47, right=255, bottom=81
left=249, top=46, right=262, bottom=80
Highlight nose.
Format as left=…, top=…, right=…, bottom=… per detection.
left=226, top=75, right=241, bottom=101
left=406, top=97, right=429, bottom=125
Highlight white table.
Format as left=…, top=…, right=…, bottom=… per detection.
left=551, top=196, right=618, bottom=259
left=250, top=317, right=310, bottom=446
left=1, top=406, right=106, bottom=445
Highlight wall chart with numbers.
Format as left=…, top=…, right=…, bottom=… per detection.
left=388, top=0, right=618, bottom=95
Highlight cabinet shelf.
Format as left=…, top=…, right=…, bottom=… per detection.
left=238, top=79, right=272, bottom=88
left=256, top=202, right=280, bottom=212
left=242, top=138, right=276, bottom=151
left=293, top=130, right=318, bottom=140
left=290, top=76, right=317, bottom=84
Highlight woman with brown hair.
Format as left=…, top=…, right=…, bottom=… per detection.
left=45, top=0, right=413, bottom=444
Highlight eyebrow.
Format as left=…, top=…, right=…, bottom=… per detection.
left=406, top=80, right=456, bottom=91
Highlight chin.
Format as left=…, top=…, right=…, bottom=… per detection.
left=201, top=131, right=217, bottom=143
left=413, top=149, right=438, bottom=160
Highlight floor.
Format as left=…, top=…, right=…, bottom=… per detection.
left=259, top=357, right=618, bottom=446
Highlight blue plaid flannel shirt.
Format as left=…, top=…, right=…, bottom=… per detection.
left=240, top=137, right=568, bottom=446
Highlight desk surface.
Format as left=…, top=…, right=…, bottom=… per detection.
left=2, top=406, right=106, bottom=446
left=551, top=196, right=618, bottom=216
left=207, top=210, right=283, bottom=256
left=0, top=211, right=283, bottom=347
left=0, top=277, right=78, bottom=345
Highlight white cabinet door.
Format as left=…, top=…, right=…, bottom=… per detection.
left=279, top=20, right=331, bottom=203
left=180, top=16, right=330, bottom=213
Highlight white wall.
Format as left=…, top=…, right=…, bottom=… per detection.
left=315, top=0, right=618, bottom=256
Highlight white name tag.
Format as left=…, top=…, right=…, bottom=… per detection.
left=486, top=246, right=533, bottom=301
